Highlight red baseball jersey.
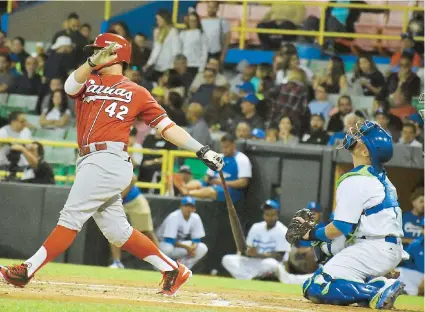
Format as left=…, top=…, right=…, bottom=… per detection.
left=71, top=73, right=167, bottom=148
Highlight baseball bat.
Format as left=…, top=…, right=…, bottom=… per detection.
left=219, top=171, right=247, bottom=254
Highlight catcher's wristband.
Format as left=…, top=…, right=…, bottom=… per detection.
left=308, top=225, right=329, bottom=242
left=87, top=57, right=97, bottom=68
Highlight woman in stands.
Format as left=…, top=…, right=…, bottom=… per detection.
left=39, top=89, right=70, bottom=129
left=278, top=115, right=299, bottom=145
left=314, top=56, right=347, bottom=94
left=275, top=52, right=313, bottom=85
left=108, top=21, right=131, bottom=41
left=144, top=9, right=181, bottom=82
left=179, top=11, right=208, bottom=77
left=352, top=54, right=385, bottom=96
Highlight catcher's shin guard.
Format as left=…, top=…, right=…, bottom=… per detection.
left=302, top=268, right=387, bottom=306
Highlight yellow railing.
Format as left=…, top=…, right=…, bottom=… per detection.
left=0, top=138, right=169, bottom=195
left=172, top=0, right=424, bottom=49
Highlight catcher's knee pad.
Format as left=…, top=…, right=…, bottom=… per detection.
left=303, top=268, right=384, bottom=305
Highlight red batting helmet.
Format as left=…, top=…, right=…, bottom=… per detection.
left=85, top=33, right=131, bottom=69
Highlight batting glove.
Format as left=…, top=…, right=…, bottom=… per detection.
left=196, top=146, right=224, bottom=171
left=87, top=43, right=119, bottom=69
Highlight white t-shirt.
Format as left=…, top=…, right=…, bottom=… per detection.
left=179, top=29, right=208, bottom=71
left=147, top=28, right=181, bottom=72
left=247, top=221, right=291, bottom=254
left=206, top=151, right=252, bottom=180
left=334, top=175, right=403, bottom=238
left=157, top=209, right=206, bottom=242
left=397, top=138, right=423, bottom=148
left=43, top=108, right=71, bottom=121
left=275, top=65, right=314, bottom=85
left=0, top=125, right=32, bottom=166
left=201, top=18, right=230, bottom=54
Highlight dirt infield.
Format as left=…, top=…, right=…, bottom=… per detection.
left=0, top=275, right=421, bottom=312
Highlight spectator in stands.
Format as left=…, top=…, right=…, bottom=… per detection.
left=374, top=110, right=396, bottom=141
left=328, top=112, right=360, bottom=146
left=235, top=122, right=251, bottom=140
left=352, top=55, right=385, bottom=96
left=173, top=55, right=194, bottom=94
left=52, top=13, right=88, bottom=65
left=398, top=122, right=422, bottom=148
left=313, top=56, right=347, bottom=94
left=387, top=52, right=421, bottom=97
left=109, top=21, right=131, bottom=40
left=275, top=52, right=313, bottom=85
left=389, top=89, right=417, bottom=120
left=236, top=81, right=255, bottom=101
left=402, top=187, right=424, bottom=248
left=151, top=86, right=166, bottom=106
left=131, top=33, right=151, bottom=70
left=39, top=90, right=71, bottom=129
left=10, top=56, right=42, bottom=95
left=124, top=66, right=142, bottom=85
left=257, top=1, right=305, bottom=49
left=145, top=9, right=181, bottom=81
left=266, top=127, right=279, bottom=143
left=308, top=84, right=333, bottom=120
left=236, top=94, right=265, bottom=131
left=252, top=63, right=273, bottom=94
left=36, top=77, right=64, bottom=114
left=301, top=114, right=329, bottom=145
left=138, top=129, right=176, bottom=194
left=173, top=165, right=195, bottom=197
left=157, top=196, right=208, bottom=270
left=190, top=57, right=228, bottom=92
left=201, top=1, right=231, bottom=64
left=278, top=115, right=299, bottom=145
left=230, top=65, right=256, bottom=95
left=186, top=102, right=212, bottom=146
left=409, top=113, right=424, bottom=143
left=10, top=141, right=55, bottom=184
left=372, top=95, right=403, bottom=137
left=327, top=95, right=353, bottom=133
left=267, top=69, right=310, bottom=136
left=0, top=31, right=10, bottom=54
left=180, top=12, right=208, bottom=77
left=190, top=68, right=216, bottom=106
left=0, top=54, right=14, bottom=94
left=165, top=92, right=187, bottom=127
left=128, top=128, right=143, bottom=168
left=185, top=134, right=252, bottom=204
left=390, top=33, right=422, bottom=73
left=205, top=87, right=236, bottom=133
left=36, top=54, right=47, bottom=82
left=44, top=36, right=76, bottom=81
left=251, top=128, right=266, bottom=141
left=79, top=23, right=92, bottom=41
left=10, top=36, right=29, bottom=70
left=166, top=70, right=186, bottom=97
left=0, top=111, right=32, bottom=168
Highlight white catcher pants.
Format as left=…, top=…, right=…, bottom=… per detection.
left=222, top=254, right=311, bottom=284
left=159, top=241, right=208, bottom=269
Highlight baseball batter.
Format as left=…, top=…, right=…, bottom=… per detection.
left=291, top=121, right=405, bottom=309
left=222, top=200, right=311, bottom=284
left=0, top=33, right=224, bottom=296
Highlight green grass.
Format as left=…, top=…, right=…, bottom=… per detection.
left=0, top=259, right=423, bottom=312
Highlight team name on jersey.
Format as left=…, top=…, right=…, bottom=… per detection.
left=83, top=79, right=133, bottom=103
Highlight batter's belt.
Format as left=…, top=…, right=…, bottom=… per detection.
left=79, top=142, right=128, bottom=157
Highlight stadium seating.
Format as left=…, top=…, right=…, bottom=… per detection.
left=7, top=94, right=38, bottom=112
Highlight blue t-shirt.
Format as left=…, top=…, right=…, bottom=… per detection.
left=402, top=236, right=424, bottom=273
left=331, top=0, right=350, bottom=24
left=402, top=211, right=424, bottom=240
left=308, top=101, right=333, bottom=119
left=123, top=185, right=141, bottom=204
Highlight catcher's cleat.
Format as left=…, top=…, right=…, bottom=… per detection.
left=369, top=280, right=405, bottom=310
left=158, top=262, right=192, bottom=296
left=0, top=264, right=32, bottom=288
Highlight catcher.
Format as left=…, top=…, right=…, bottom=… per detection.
left=286, top=121, right=405, bottom=310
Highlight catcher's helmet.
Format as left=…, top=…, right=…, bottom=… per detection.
left=341, top=120, right=393, bottom=172
left=85, top=33, right=131, bottom=69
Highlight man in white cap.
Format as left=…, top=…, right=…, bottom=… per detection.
left=44, top=36, right=75, bottom=81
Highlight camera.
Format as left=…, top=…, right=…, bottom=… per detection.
left=5, top=146, right=22, bottom=182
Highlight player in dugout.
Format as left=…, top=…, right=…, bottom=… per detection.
left=222, top=199, right=312, bottom=284
left=0, top=33, right=224, bottom=297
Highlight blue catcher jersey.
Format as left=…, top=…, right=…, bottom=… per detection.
left=402, top=236, right=424, bottom=273
left=402, top=212, right=424, bottom=241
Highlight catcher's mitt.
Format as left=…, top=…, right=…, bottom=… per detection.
left=285, top=208, right=315, bottom=245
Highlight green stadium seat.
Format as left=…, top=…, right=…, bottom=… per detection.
left=0, top=93, right=7, bottom=106
left=25, top=114, right=41, bottom=129
left=50, top=147, right=76, bottom=165
left=184, top=158, right=208, bottom=180
left=7, top=94, right=38, bottom=112
left=34, top=128, right=66, bottom=140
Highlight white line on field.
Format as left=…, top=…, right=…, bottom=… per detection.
left=28, top=280, right=312, bottom=312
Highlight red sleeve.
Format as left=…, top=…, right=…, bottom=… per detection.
left=137, top=87, right=168, bottom=127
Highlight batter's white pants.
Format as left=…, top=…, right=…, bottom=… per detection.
left=323, top=238, right=403, bottom=282
left=396, top=267, right=424, bottom=295
left=222, top=255, right=311, bottom=284
left=58, top=149, right=134, bottom=247
left=159, top=241, right=208, bottom=269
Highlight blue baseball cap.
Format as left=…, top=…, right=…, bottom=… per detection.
left=237, top=82, right=255, bottom=94
left=243, top=94, right=259, bottom=105
left=409, top=113, right=424, bottom=128
left=252, top=128, right=265, bottom=139
left=263, top=199, right=280, bottom=211
left=306, top=201, right=321, bottom=212
left=181, top=196, right=196, bottom=206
